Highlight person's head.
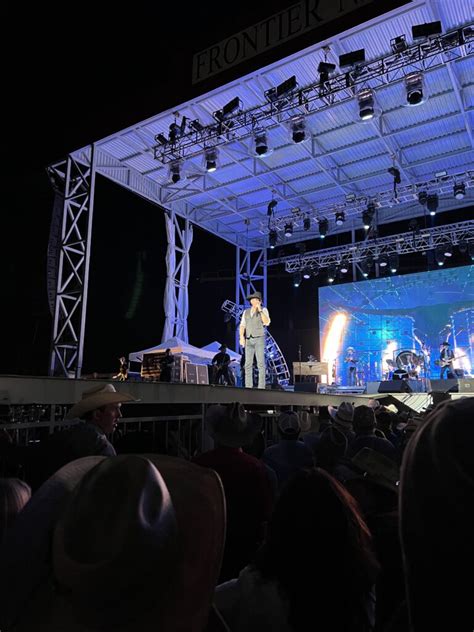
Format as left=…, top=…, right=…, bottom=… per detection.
left=400, top=398, right=474, bottom=631
left=0, top=479, right=31, bottom=543
left=353, top=405, right=376, bottom=435
left=166, top=348, right=171, bottom=355
left=0, top=455, right=225, bottom=632
left=376, top=410, right=394, bottom=435
left=277, top=411, right=301, bottom=440
left=119, top=356, right=126, bottom=363
left=205, top=403, right=262, bottom=448
left=247, top=290, right=262, bottom=308
left=314, top=426, right=348, bottom=468
left=440, top=341, right=450, bottom=348
left=328, top=401, right=354, bottom=431
left=65, top=384, right=135, bottom=430
left=219, top=344, right=227, bottom=352
left=255, top=468, right=378, bottom=631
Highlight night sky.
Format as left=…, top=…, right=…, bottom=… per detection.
left=4, top=0, right=468, bottom=377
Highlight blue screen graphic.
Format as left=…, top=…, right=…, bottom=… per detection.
left=319, top=265, right=474, bottom=385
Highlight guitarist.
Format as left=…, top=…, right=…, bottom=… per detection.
left=439, top=341, right=455, bottom=379
left=211, top=344, right=231, bottom=385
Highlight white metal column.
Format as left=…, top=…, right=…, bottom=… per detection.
left=49, top=148, right=96, bottom=378
left=162, top=210, right=193, bottom=343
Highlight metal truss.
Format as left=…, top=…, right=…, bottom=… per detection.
left=161, top=210, right=193, bottom=343
left=49, top=150, right=96, bottom=378
left=266, top=220, right=474, bottom=272
left=234, top=246, right=267, bottom=351
left=154, top=24, right=474, bottom=163
left=221, top=299, right=290, bottom=386
left=260, top=170, right=474, bottom=236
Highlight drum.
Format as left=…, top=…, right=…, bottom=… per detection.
left=396, top=350, right=420, bottom=373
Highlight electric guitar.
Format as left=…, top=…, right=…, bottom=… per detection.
left=434, top=354, right=466, bottom=367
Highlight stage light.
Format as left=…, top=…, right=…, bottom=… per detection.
left=303, top=269, right=311, bottom=280
left=335, top=211, right=345, bottom=226
left=190, top=119, right=204, bottom=132
left=435, top=246, right=445, bottom=266
left=291, top=118, right=306, bottom=143
left=284, top=222, right=293, bottom=238
left=454, top=182, right=466, bottom=200
left=318, top=61, right=336, bottom=85
left=293, top=272, right=302, bottom=287
left=379, top=254, right=388, bottom=268
left=321, top=312, right=347, bottom=385
left=339, top=261, right=349, bottom=274
left=458, top=240, right=468, bottom=254
left=362, top=203, right=375, bottom=230
left=443, top=244, right=453, bottom=258
left=327, top=266, right=336, bottom=283
left=269, top=229, right=278, bottom=249
left=427, top=194, right=439, bottom=216
left=357, top=88, right=375, bottom=120
left=391, top=35, right=407, bottom=53
left=303, top=216, right=311, bottom=231
left=254, top=131, right=271, bottom=157
left=339, top=49, right=365, bottom=68
left=265, top=75, right=298, bottom=103
left=204, top=147, right=219, bottom=172
left=389, top=253, right=399, bottom=273
left=405, top=72, right=424, bottom=106
left=318, top=218, right=329, bottom=238
left=155, top=133, right=168, bottom=146
left=169, top=161, right=182, bottom=184
left=412, top=21, right=442, bottom=40
left=267, top=199, right=278, bottom=216
left=418, top=191, right=428, bottom=206
left=360, top=259, right=370, bottom=278
left=469, top=242, right=474, bottom=260
left=213, top=97, right=243, bottom=122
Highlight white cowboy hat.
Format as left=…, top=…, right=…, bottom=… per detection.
left=66, top=383, right=136, bottom=419
left=328, top=401, right=354, bottom=428
left=205, top=403, right=262, bottom=448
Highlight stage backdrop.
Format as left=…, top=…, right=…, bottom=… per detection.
left=318, top=265, right=474, bottom=385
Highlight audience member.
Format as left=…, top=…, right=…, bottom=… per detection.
left=348, top=406, right=396, bottom=461
left=328, top=401, right=356, bottom=445
left=0, top=478, right=31, bottom=543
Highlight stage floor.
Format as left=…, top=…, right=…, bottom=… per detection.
left=1, top=375, right=472, bottom=416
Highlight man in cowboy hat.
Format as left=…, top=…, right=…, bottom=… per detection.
left=0, top=454, right=226, bottom=632
left=328, top=401, right=356, bottom=445
left=211, top=343, right=232, bottom=386
left=439, top=341, right=454, bottom=379
left=38, top=385, right=136, bottom=486
left=239, top=290, right=271, bottom=389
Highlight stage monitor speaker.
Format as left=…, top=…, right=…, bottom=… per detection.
left=366, top=381, right=381, bottom=394
left=378, top=380, right=412, bottom=394
left=294, top=382, right=319, bottom=393
left=459, top=378, right=474, bottom=393
left=428, top=378, right=458, bottom=393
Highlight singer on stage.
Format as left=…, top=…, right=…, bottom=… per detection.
left=239, top=291, right=271, bottom=389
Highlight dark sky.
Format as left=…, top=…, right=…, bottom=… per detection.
left=5, top=0, right=468, bottom=377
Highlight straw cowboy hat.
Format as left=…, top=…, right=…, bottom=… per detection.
left=0, top=454, right=226, bottom=632
left=66, top=383, right=135, bottom=419
left=205, top=403, right=262, bottom=448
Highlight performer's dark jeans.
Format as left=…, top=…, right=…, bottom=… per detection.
left=213, top=368, right=231, bottom=385
left=440, top=365, right=452, bottom=379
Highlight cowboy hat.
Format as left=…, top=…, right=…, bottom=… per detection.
left=351, top=447, right=400, bottom=492
left=218, top=343, right=227, bottom=351
left=66, top=383, right=135, bottom=419
left=205, top=403, right=262, bottom=448
left=328, top=401, right=354, bottom=428
left=0, top=454, right=226, bottom=632
left=246, top=290, right=262, bottom=301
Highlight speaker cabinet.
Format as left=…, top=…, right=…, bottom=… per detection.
left=378, top=380, right=412, bottom=394
left=429, top=378, right=458, bottom=393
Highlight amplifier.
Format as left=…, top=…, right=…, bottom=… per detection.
left=185, top=363, right=209, bottom=385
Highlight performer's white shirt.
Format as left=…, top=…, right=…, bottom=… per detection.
left=240, top=307, right=271, bottom=328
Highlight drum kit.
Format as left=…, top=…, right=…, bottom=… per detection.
left=392, top=349, right=426, bottom=379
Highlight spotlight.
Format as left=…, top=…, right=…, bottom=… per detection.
left=327, top=266, right=337, bottom=283
left=265, top=75, right=298, bottom=104
left=318, top=218, right=329, bottom=238
left=284, top=222, right=293, bottom=238
left=412, top=21, right=442, bottom=40
left=204, top=147, right=218, bottom=172
left=379, top=255, right=388, bottom=268
left=427, top=194, right=439, bottom=216
left=293, top=272, right=302, bottom=287
left=389, top=253, right=399, bottom=273
left=340, top=261, right=349, bottom=274
left=318, top=61, right=336, bottom=85
left=155, top=133, right=168, bottom=146
left=405, top=72, right=424, bottom=106
left=358, top=88, right=375, bottom=120
left=335, top=211, right=345, bottom=226
left=267, top=199, right=278, bottom=216
left=391, top=35, right=407, bottom=53
left=418, top=191, right=428, bottom=206
left=339, top=49, right=365, bottom=68
left=303, top=216, right=311, bottom=231
left=213, top=97, right=243, bottom=122
left=303, top=269, right=311, bottom=280
left=291, top=118, right=306, bottom=143
left=362, top=204, right=375, bottom=230
left=254, top=131, right=271, bottom=157
left=454, top=182, right=466, bottom=200
left=458, top=240, right=468, bottom=254
left=435, top=246, right=445, bottom=266
left=170, top=161, right=181, bottom=184
left=269, top=229, right=278, bottom=249
left=190, top=119, right=204, bottom=132
left=443, top=244, right=453, bottom=258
